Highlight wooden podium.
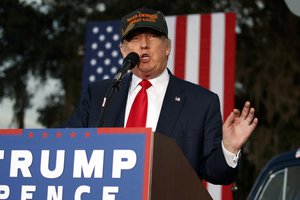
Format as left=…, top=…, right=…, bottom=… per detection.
left=152, top=133, right=212, bottom=200
left=0, top=128, right=212, bottom=200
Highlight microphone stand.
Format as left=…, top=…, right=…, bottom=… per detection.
left=97, top=78, right=122, bottom=127
left=97, top=52, right=139, bottom=127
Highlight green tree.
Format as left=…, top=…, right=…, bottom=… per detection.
left=233, top=1, right=300, bottom=199
left=0, top=0, right=51, bottom=127
left=0, top=0, right=84, bottom=127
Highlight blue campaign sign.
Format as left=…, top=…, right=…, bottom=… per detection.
left=0, top=128, right=153, bottom=200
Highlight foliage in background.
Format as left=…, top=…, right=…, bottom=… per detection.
left=0, top=0, right=299, bottom=199
left=234, top=1, right=300, bottom=197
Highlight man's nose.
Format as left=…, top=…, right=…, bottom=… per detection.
left=140, top=36, right=149, bottom=49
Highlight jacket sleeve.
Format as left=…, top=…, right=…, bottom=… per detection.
left=200, top=94, right=238, bottom=184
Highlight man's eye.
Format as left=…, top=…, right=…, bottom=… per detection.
left=132, top=36, right=139, bottom=40
left=148, top=35, right=158, bottom=40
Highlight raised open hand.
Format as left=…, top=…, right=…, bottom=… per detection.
left=222, top=101, right=258, bottom=154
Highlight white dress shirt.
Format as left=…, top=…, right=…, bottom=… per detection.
left=124, top=68, right=240, bottom=168
left=124, top=68, right=169, bottom=130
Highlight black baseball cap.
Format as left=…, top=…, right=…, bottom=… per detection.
left=120, top=7, right=168, bottom=40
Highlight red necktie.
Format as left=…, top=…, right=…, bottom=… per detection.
left=126, top=80, right=152, bottom=127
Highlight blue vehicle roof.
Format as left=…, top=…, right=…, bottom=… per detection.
left=247, top=148, right=300, bottom=200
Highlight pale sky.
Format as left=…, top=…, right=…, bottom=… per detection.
left=0, top=77, right=61, bottom=129
left=0, top=98, right=40, bottom=128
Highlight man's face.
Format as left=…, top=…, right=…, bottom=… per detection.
left=120, top=28, right=171, bottom=79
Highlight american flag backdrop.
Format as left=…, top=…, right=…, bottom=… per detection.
left=83, top=13, right=236, bottom=200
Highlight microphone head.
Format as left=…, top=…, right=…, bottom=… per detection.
left=124, top=52, right=140, bottom=69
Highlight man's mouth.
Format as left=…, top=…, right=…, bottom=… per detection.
left=140, top=53, right=150, bottom=63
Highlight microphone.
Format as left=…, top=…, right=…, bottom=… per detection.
left=113, top=52, right=140, bottom=85
left=98, top=52, right=139, bottom=127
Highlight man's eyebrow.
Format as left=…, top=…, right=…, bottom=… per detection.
left=123, top=29, right=164, bottom=41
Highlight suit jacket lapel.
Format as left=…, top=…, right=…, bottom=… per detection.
left=102, top=71, right=187, bottom=133
left=156, top=73, right=186, bottom=136
left=102, top=74, right=132, bottom=127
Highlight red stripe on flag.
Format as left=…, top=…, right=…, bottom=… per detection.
left=174, top=16, right=187, bottom=79
left=222, top=13, right=236, bottom=200
left=199, top=14, right=211, bottom=89
left=223, top=13, right=236, bottom=119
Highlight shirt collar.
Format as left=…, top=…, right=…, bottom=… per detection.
left=130, top=68, right=170, bottom=93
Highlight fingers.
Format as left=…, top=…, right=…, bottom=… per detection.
left=240, top=101, right=251, bottom=119
left=246, top=107, right=255, bottom=124
left=224, top=109, right=240, bottom=127
left=250, top=117, right=258, bottom=131
left=240, top=101, right=258, bottom=129
left=233, top=108, right=240, bottom=117
left=224, top=101, right=258, bottom=128
left=224, top=111, right=235, bottom=127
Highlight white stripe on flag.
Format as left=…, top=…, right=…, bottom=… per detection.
left=210, top=13, right=225, bottom=116
left=166, top=16, right=176, bottom=73
left=185, top=14, right=200, bottom=84
left=208, top=183, right=222, bottom=200
left=163, top=13, right=233, bottom=200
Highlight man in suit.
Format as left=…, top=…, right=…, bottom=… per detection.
left=66, top=7, right=258, bottom=185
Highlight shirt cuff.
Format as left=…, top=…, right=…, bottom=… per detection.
left=221, top=140, right=241, bottom=168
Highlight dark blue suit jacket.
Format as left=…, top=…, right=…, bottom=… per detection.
left=66, top=71, right=237, bottom=184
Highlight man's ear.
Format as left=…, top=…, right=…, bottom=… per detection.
left=165, top=38, right=171, bottom=56
left=119, top=43, right=127, bottom=58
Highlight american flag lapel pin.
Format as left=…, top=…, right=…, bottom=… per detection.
left=175, top=96, right=181, bottom=102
